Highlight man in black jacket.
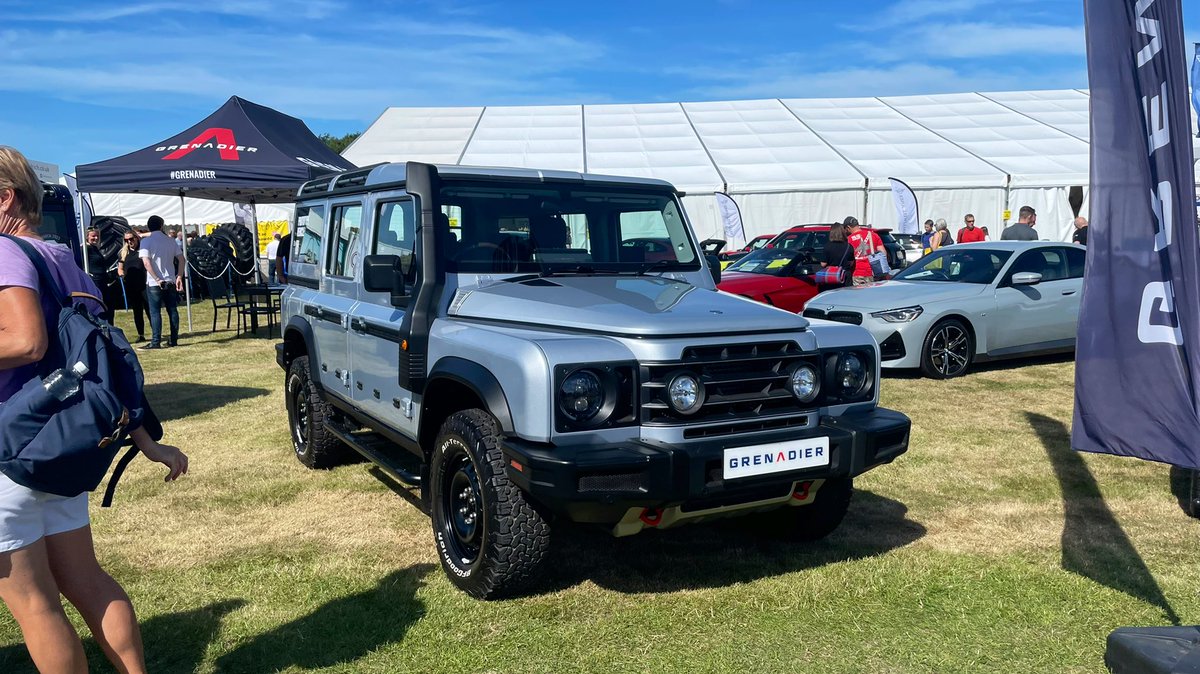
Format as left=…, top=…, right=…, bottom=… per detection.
left=1071, top=216, right=1089, bottom=245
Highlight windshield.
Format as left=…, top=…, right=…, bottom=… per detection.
left=771, top=230, right=827, bottom=257
left=894, top=248, right=1013, bottom=284
left=40, top=207, right=73, bottom=247
left=440, top=182, right=699, bottom=275
left=725, top=248, right=802, bottom=276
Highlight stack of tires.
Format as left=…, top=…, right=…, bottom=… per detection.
left=208, top=223, right=258, bottom=279
left=89, top=215, right=132, bottom=273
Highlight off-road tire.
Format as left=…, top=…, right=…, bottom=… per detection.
left=186, top=236, right=233, bottom=279
left=211, top=223, right=258, bottom=276
left=920, top=318, right=974, bottom=379
left=763, top=477, right=853, bottom=541
left=285, top=356, right=352, bottom=469
left=430, top=409, right=551, bottom=599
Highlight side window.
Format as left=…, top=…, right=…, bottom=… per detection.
left=1065, top=247, right=1086, bottom=278
left=292, top=204, right=325, bottom=266
left=327, top=204, right=363, bottom=278
left=374, top=200, right=417, bottom=283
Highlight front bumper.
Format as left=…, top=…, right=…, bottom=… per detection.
left=502, top=407, right=910, bottom=528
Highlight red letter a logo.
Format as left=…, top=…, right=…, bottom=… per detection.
left=162, top=128, right=241, bottom=160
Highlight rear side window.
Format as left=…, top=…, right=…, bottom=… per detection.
left=375, top=200, right=417, bottom=283
left=1065, top=247, right=1086, bottom=278
left=327, top=204, right=363, bottom=278
left=292, top=205, right=325, bottom=266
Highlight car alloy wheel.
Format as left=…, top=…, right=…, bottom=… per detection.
left=930, top=323, right=970, bottom=377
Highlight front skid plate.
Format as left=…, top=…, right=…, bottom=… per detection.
left=610, top=479, right=825, bottom=537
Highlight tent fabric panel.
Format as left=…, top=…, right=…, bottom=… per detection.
left=459, top=105, right=583, bottom=171
left=724, top=189, right=865, bottom=240
left=86, top=192, right=294, bottom=229
left=1007, top=186, right=1081, bottom=242
left=866, top=186, right=1005, bottom=235
left=342, top=107, right=483, bottom=166
left=879, top=93, right=1089, bottom=182
left=783, top=97, right=1008, bottom=188
left=981, top=90, right=1091, bottom=141
left=681, top=100, right=864, bottom=191
left=584, top=103, right=722, bottom=192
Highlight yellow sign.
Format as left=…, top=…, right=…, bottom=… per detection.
left=1002, top=209, right=1012, bottom=221
left=256, top=220, right=290, bottom=254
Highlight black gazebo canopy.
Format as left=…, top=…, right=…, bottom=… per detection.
left=76, top=96, right=356, bottom=202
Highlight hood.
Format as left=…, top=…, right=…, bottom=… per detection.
left=450, top=275, right=807, bottom=336
left=806, top=280, right=987, bottom=311
left=716, top=271, right=803, bottom=296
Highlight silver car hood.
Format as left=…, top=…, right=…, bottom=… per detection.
left=450, top=276, right=808, bottom=336
left=807, top=280, right=988, bottom=311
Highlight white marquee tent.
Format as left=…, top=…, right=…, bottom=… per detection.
left=344, top=89, right=1200, bottom=244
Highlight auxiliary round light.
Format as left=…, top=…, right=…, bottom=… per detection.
left=790, top=364, right=820, bottom=404
left=559, top=370, right=604, bottom=422
left=667, top=373, right=704, bottom=415
left=838, top=353, right=868, bottom=396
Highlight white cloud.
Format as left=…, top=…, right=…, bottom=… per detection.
left=35, top=0, right=346, bottom=22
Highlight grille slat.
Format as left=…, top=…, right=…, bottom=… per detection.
left=640, top=341, right=817, bottom=426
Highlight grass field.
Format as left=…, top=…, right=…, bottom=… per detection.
left=2, top=302, right=1197, bottom=673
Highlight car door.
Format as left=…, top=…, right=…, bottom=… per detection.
left=1060, top=246, right=1085, bottom=344
left=312, top=200, right=364, bottom=397
left=348, top=194, right=419, bottom=435
left=989, top=247, right=1075, bottom=353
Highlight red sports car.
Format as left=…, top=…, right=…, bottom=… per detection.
left=716, top=247, right=820, bottom=313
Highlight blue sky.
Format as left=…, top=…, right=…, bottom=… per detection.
left=4, top=0, right=1198, bottom=172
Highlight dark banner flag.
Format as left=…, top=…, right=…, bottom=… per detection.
left=1073, top=0, right=1200, bottom=468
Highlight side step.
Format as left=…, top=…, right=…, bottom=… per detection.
left=323, top=423, right=422, bottom=488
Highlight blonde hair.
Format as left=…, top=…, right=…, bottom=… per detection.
left=0, top=146, right=43, bottom=228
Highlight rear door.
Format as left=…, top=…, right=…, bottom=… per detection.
left=348, top=193, right=418, bottom=434
left=312, top=200, right=364, bottom=398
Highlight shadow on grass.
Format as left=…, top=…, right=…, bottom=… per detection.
left=0, top=599, right=246, bottom=674
left=543, top=489, right=924, bottom=594
left=214, top=564, right=433, bottom=673
left=1027, top=412, right=1181, bottom=625
left=144, top=382, right=271, bottom=423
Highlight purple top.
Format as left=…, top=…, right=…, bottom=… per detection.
left=0, top=236, right=103, bottom=403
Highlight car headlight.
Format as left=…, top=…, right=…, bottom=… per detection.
left=870, top=305, right=923, bottom=323
left=667, top=373, right=704, bottom=415
left=789, top=364, right=820, bottom=404
left=837, top=354, right=868, bottom=396
left=559, top=369, right=604, bottom=422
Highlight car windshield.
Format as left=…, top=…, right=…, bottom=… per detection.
left=725, top=248, right=801, bottom=276
left=771, top=230, right=827, bottom=256
left=893, top=248, right=1013, bottom=284
left=441, top=182, right=700, bottom=275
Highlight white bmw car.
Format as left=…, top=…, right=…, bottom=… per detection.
left=802, top=241, right=1085, bottom=378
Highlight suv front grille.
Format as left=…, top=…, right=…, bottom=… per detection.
left=640, top=341, right=817, bottom=426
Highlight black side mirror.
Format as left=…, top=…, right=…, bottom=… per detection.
left=705, top=254, right=722, bottom=285
left=363, top=254, right=408, bottom=306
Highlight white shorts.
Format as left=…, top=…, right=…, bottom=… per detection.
left=0, top=472, right=89, bottom=553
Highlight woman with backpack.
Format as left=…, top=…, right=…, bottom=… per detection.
left=0, top=146, right=188, bottom=674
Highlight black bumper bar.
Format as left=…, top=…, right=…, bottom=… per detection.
left=502, top=407, right=910, bottom=523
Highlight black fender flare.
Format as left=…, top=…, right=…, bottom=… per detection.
left=281, top=317, right=323, bottom=390
left=427, top=357, right=515, bottom=434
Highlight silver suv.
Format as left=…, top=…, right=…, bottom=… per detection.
left=276, top=162, right=910, bottom=598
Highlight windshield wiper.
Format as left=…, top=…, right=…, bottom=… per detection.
left=632, top=258, right=678, bottom=276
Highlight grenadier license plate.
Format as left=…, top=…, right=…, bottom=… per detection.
left=723, top=437, right=830, bottom=480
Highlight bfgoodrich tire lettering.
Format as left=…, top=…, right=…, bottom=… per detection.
left=286, top=355, right=352, bottom=469
left=429, top=409, right=550, bottom=599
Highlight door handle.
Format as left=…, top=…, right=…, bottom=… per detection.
left=1062, top=290, right=1077, bottom=296
left=350, top=318, right=367, bottom=332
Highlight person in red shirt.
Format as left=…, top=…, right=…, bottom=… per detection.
left=957, top=214, right=986, bottom=243
left=845, top=216, right=884, bottom=286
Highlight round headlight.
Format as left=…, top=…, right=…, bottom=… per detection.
left=667, top=373, right=704, bottom=415
left=837, top=354, right=868, bottom=396
left=790, top=364, right=820, bottom=403
left=560, top=370, right=604, bottom=422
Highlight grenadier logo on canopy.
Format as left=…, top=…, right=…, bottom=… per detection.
left=156, top=128, right=259, bottom=161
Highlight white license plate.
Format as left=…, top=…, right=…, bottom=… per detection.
left=723, top=437, right=830, bottom=480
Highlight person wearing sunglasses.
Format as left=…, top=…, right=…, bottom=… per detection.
left=116, top=231, right=147, bottom=342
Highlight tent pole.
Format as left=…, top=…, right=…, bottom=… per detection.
left=179, top=192, right=193, bottom=334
